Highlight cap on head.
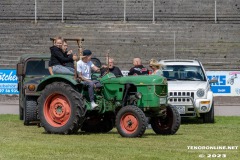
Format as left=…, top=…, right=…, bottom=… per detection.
left=83, top=49, right=92, bottom=57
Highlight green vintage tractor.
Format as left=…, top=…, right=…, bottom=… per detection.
left=17, top=38, right=180, bottom=137
left=35, top=70, right=181, bottom=137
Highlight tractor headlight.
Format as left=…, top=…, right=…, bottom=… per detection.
left=28, top=84, right=36, bottom=91
left=160, top=97, right=167, bottom=104
left=135, top=92, right=142, bottom=99
left=197, top=89, right=205, bottom=98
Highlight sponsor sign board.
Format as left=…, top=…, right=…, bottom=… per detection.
left=206, top=71, right=240, bottom=96
left=0, top=69, right=240, bottom=96
left=0, top=70, right=19, bottom=94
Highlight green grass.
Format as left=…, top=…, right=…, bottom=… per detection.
left=0, top=115, right=239, bottom=160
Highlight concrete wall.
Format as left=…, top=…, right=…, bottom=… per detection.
left=0, top=0, right=240, bottom=70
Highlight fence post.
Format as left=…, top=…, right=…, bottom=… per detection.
left=35, top=0, right=37, bottom=24
left=124, top=0, right=126, bottom=23
left=62, top=0, right=64, bottom=22
left=152, top=0, right=155, bottom=24
left=215, top=0, right=217, bottom=23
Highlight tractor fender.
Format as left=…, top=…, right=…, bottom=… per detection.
left=36, top=75, right=80, bottom=92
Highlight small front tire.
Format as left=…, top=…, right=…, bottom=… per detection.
left=116, top=106, right=147, bottom=138
left=150, top=104, right=181, bottom=135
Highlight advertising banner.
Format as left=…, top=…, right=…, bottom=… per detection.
left=0, top=69, right=239, bottom=96
left=0, top=70, right=19, bottom=94
left=206, top=71, right=240, bottom=96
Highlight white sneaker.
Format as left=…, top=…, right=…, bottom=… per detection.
left=91, top=101, right=98, bottom=109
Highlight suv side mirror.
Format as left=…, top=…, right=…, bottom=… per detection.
left=16, top=63, right=24, bottom=76
left=209, top=78, right=218, bottom=84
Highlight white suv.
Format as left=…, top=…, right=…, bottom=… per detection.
left=159, top=59, right=216, bottom=123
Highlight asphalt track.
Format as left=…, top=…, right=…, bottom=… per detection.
left=0, top=103, right=239, bottom=116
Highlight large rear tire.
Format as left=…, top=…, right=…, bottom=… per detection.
left=24, top=96, right=38, bottom=125
left=202, top=102, right=214, bottom=123
left=116, top=106, right=147, bottom=138
left=38, top=82, right=85, bottom=134
left=150, top=105, right=181, bottom=135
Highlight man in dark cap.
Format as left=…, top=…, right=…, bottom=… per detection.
left=77, top=49, right=101, bottom=109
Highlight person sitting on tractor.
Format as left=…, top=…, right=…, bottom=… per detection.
left=128, top=57, right=149, bottom=76
left=49, top=37, right=77, bottom=75
left=77, top=49, right=101, bottom=109
left=100, top=57, right=123, bottom=77
left=149, top=58, right=163, bottom=76
left=62, top=40, right=75, bottom=69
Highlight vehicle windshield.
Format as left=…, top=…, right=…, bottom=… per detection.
left=25, top=60, right=50, bottom=76
left=162, top=65, right=206, bottom=81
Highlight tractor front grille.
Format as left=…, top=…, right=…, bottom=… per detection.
left=169, top=91, right=194, bottom=102
left=155, top=85, right=168, bottom=97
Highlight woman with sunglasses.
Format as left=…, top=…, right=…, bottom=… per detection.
left=149, top=59, right=163, bottom=76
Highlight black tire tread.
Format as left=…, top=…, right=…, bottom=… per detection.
left=151, top=105, right=181, bottom=135
left=203, top=102, right=215, bottom=123
left=38, top=82, right=85, bottom=134
left=116, top=105, right=147, bottom=138
left=24, top=96, right=38, bottom=125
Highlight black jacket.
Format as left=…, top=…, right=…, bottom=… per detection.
left=128, top=65, right=149, bottom=75
left=49, top=46, right=73, bottom=66
left=101, top=66, right=123, bottom=77
left=63, top=51, right=74, bottom=69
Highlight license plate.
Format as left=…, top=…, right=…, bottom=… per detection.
left=175, top=106, right=185, bottom=114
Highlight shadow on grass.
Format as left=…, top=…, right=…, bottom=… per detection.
left=41, top=130, right=120, bottom=135
left=39, top=117, right=209, bottom=137
left=181, top=117, right=204, bottom=124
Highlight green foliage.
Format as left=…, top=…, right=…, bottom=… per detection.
left=0, top=115, right=239, bottom=160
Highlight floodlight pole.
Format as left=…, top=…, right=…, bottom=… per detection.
left=35, top=0, right=37, bottom=24
left=152, top=0, right=155, bottom=24
left=215, top=0, right=217, bottom=23
left=124, top=0, right=126, bottom=23
left=62, top=0, right=64, bottom=23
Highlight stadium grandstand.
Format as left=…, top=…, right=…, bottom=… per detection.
left=0, top=0, right=240, bottom=70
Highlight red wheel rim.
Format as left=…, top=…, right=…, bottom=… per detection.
left=44, top=93, right=71, bottom=127
left=120, top=112, right=138, bottom=134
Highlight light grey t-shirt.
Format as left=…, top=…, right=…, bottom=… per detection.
left=77, top=60, right=95, bottom=80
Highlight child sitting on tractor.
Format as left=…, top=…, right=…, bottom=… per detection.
left=77, top=49, right=101, bottom=109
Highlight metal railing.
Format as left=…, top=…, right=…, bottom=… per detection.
left=33, top=0, right=218, bottom=24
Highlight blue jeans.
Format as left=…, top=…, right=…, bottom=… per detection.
left=52, top=65, right=75, bottom=75
left=82, top=80, right=101, bottom=102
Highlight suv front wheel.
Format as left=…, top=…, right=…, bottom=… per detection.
left=202, top=102, right=215, bottom=123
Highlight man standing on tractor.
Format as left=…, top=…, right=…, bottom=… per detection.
left=77, top=49, right=101, bottom=109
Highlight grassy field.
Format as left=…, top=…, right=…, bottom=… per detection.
left=0, top=115, right=239, bottom=160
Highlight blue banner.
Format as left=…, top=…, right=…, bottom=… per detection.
left=210, top=86, right=231, bottom=94
left=0, top=70, right=19, bottom=94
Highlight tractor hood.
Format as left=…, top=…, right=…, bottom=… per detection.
left=100, top=73, right=167, bottom=85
